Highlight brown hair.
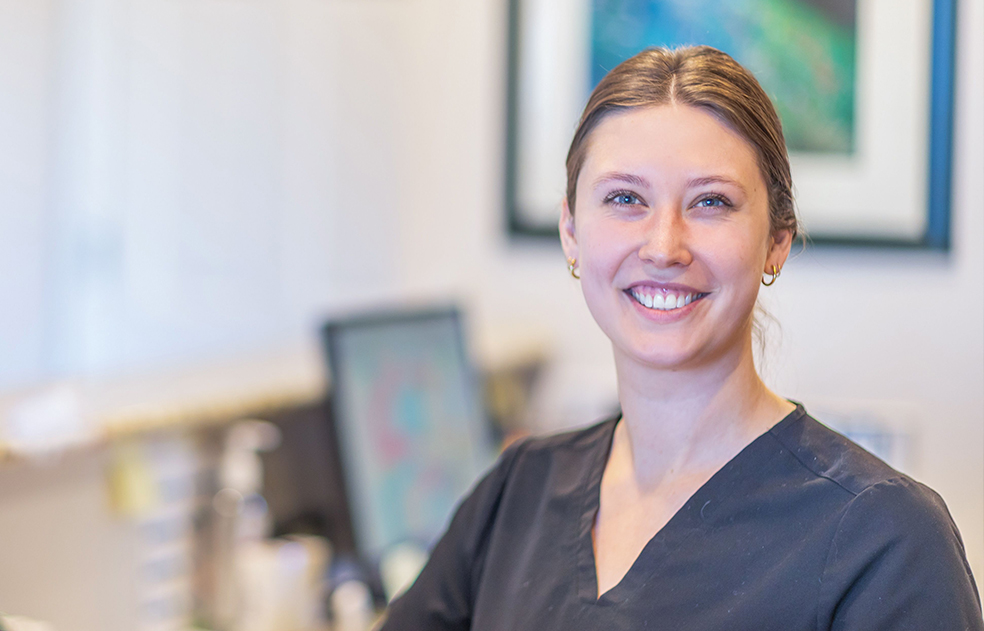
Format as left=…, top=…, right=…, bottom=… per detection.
left=565, top=46, right=798, bottom=240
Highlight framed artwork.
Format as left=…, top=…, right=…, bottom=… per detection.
left=505, top=0, right=956, bottom=249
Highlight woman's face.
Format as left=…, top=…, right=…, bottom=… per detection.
left=560, top=104, right=791, bottom=372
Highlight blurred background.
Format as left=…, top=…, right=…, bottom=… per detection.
left=0, top=0, right=981, bottom=629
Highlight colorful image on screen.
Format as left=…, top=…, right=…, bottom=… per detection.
left=328, top=312, right=491, bottom=557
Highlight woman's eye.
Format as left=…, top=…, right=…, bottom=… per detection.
left=605, top=191, right=642, bottom=206
left=693, top=195, right=732, bottom=209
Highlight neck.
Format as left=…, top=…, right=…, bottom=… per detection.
left=611, top=336, right=792, bottom=487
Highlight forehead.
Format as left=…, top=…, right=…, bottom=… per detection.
left=580, top=104, right=765, bottom=189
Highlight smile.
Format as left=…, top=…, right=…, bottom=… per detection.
left=627, top=287, right=708, bottom=311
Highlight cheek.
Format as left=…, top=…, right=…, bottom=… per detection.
left=575, top=219, right=633, bottom=274
left=694, top=224, right=769, bottom=285
left=573, top=224, right=634, bottom=322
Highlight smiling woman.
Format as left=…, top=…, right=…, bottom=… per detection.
left=380, top=47, right=983, bottom=630
left=561, top=104, right=783, bottom=374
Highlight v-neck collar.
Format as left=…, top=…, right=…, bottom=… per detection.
left=573, top=404, right=808, bottom=605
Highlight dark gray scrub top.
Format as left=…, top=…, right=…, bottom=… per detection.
left=382, top=405, right=984, bottom=630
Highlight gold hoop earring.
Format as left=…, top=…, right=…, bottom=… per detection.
left=567, top=257, right=580, bottom=280
left=762, top=264, right=781, bottom=286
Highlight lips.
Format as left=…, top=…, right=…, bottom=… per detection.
left=626, top=285, right=709, bottom=312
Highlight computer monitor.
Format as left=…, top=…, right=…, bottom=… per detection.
left=321, top=306, right=494, bottom=561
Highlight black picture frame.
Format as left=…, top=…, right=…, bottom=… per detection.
left=504, top=0, right=957, bottom=250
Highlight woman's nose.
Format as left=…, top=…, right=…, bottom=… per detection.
left=637, top=209, right=693, bottom=269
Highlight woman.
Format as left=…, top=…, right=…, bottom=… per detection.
left=381, top=46, right=983, bottom=629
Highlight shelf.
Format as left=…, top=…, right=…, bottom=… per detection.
left=0, top=346, right=327, bottom=464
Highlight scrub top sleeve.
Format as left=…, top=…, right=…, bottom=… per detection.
left=380, top=439, right=526, bottom=631
left=819, top=477, right=984, bottom=631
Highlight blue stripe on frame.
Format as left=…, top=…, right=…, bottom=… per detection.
left=925, top=0, right=957, bottom=250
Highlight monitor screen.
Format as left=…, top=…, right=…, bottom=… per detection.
left=322, top=307, right=493, bottom=560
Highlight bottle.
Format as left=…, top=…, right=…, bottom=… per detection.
left=210, top=419, right=281, bottom=630
left=330, top=580, right=373, bottom=631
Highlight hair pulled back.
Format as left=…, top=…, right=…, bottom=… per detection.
left=565, top=46, right=798, bottom=240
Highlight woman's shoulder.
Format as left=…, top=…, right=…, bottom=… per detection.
left=768, top=407, right=982, bottom=627
left=764, top=406, right=968, bottom=567
left=768, top=406, right=919, bottom=499
left=463, top=414, right=618, bottom=512
left=512, top=413, right=619, bottom=457
left=800, top=435, right=982, bottom=627
left=465, top=413, right=617, bottom=504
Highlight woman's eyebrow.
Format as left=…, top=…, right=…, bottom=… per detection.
left=592, top=172, right=651, bottom=190
left=688, top=175, right=747, bottom=194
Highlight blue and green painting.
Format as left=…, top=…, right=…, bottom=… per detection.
left=592, top=0, right=857, bottom=153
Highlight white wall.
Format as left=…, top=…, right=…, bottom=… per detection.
left=0, top=0, right=56, bottom=388
left=1, top=0, right=416, bottom=384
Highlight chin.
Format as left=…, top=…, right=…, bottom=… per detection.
left=614, top=338, right=704, bottom=371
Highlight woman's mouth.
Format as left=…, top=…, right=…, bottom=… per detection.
left=626, top=287, right=709, bottom=311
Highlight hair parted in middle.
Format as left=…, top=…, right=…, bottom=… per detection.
left=565, top=45, right=798, bottom=241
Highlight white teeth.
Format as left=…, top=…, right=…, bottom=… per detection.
left=630, top=289, right=700, bottom=311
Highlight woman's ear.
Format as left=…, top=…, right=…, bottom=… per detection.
left=559, top=198, right=579, bottom=262
left=766, top=228, right=794, bottom=272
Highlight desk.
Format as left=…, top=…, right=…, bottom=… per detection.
left=0, top=346, right=329, bottom=631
